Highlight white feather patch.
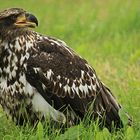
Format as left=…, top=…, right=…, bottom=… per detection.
left=78, top=84, right=88, bottom=94
left=46, top=69, right=53, bottom=80
left=31, top=87, right=66, bottom=123
left=33, top=68, right=40, bottom=73
left=81, top=70, right=85, bottom=78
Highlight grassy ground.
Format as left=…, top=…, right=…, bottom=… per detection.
left=0, top=0, right=140, bottom=139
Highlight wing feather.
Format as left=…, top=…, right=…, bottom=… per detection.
left=26, top=36, right=124, bottom=130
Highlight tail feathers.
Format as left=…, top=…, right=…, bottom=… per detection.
left=119, top=106, right=133, bottom=126
left=95, top=82, right=131, bottom=131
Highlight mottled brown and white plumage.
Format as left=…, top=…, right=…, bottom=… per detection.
left=0, top=8, right=131, bottom=131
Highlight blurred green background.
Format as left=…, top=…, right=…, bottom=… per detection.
left=0, top=0, right=140, bottom=139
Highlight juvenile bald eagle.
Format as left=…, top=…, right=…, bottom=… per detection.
left=0, top=8, right=131, bottom=131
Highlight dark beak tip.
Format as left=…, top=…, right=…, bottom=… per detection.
left=26, top=13, right=38, bottom=26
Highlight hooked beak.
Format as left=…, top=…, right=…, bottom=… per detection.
left=15, top=13, right=38, bottom=28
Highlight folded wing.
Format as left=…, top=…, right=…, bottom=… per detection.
left=26, top=36, right=124, bottom=130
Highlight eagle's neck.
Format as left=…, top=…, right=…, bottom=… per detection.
left=0, top=34, right=35, bottom=86
left=0, top=27, right=30, bottom=41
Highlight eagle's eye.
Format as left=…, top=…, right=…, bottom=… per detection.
left=10, top=14, right=20, bottom=21
left=11, top=15, right=17, bottom=20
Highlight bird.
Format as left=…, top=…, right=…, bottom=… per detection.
left=0, top=8, right=131, bottom=131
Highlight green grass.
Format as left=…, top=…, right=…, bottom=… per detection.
left=0, top=0, right=140, bottom=139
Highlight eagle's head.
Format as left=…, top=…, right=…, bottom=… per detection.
left=0, top=8, right=38, bottom=39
